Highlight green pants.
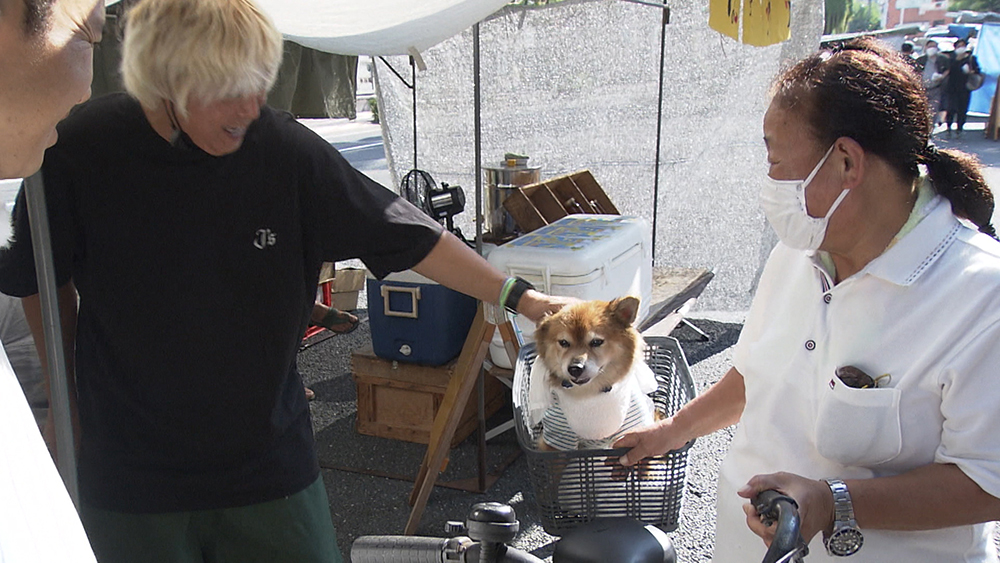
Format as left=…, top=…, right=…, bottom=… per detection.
left=80, top=477, right=342, bottom=563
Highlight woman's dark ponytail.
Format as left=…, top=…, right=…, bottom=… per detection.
left=772, top=38, right=998, bottom=240
left=923, top=146, right=998, bottom=238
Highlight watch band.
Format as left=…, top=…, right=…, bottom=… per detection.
left=824, top=479, right=863, bottom=557
left=503, top=277, right=535, bottom=315
left=826, top=479, right=856, bottom=522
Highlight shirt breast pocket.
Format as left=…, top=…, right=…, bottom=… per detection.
left=815, top=377, right=902, bottom=467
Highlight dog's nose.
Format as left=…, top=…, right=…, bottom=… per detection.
left=568, top=363, right=584, bottom=378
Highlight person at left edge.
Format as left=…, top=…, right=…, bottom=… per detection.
left=0, top=0, right=570, bottom=561
left=0, top=0, right=103, bottom=561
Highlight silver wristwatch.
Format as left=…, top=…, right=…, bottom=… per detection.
left=823, top=479, right=863, bottom=556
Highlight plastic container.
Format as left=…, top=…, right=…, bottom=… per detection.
left=486, top=214, right=652, bottom=369
left=512, top=337, right=696, bottom=534
left=367, top=270, right=477, bottom=365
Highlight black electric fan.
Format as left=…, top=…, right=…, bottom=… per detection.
left=400, top=169, right=467, bottom=240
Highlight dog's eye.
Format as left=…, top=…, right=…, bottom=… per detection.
left=558, top=339, right=570, bottom=348
left=590, top=338, right=604, bottom=348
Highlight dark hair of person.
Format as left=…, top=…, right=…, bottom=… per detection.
left=22, top=0, right=54, bottom=36
left=771, top=37, right=997, bottom=239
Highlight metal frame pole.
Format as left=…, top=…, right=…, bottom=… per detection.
left=651, top=4, right=670, bottom=266
left=474, top=23, right=483, bottom=256
left=411, top=55, right=418, bottom=169
left=23, top=171, right=78, bottom=505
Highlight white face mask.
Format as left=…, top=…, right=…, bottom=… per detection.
left=759, top=144, right=848, bottom=251
left=955, top=47, right=967, bottom=56
left=926, top=47, right=939, bottom=57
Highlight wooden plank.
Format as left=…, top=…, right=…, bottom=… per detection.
left=405, top=307, right=495, bottom=534
left=637, top=267, right=715, bottom=333
left=528, top=186, right=568, bottom=224
left=547, top=176, right=595, bottom=214
left=352, top=347, right=455, bottom=388
left=571, top=170, right=619, bottom=214
left=352, top=349, right=505, bottom=446
left=502, top=189, right=548, bottom=234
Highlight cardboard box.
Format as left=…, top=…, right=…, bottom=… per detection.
left=502, top=170, right=619, bottom=234
left=352, top=347, right=506, bottom=446
left=324, top=267, right=366, bottom=311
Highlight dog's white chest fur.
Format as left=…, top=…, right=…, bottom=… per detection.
left=553, top=381, right=639, bottom=440
left=528, top=358, right=658, bottom=449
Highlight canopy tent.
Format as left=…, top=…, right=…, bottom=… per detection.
left=255, top=0, right=510, bottom=56
left=106, top=0, right=511, bottom=57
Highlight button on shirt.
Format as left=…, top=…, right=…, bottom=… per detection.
left=714, top=195, right=1000, bottom=562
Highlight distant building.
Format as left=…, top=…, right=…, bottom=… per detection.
left=885, top=0, right=949, bottom=28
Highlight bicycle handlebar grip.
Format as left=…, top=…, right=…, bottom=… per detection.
left=752, top=490, right=807, bottom=563
left=350, top=536, right=449, bottom=563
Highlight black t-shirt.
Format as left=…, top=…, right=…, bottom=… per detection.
left=0, top=93, right=443, bottom=512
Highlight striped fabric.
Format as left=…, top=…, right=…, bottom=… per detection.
left=541, top=389, right=653, bottom=450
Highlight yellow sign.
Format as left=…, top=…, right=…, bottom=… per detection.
left=712, top=0, right=790, bottom=47
left=709, top=0, right=740, bottom=41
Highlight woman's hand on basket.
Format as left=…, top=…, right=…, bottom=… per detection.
left=613, top=416, right=689, bottom=467
left=738, top=472, right=834, bottom=547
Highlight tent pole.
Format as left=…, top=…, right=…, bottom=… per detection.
left=474, top=23, right=483, bottom=256
left=24, top=171, right=78, bottom=506
left=411, top=56, right=418, bottom=169
left=651, top=4, right=669, bottom=266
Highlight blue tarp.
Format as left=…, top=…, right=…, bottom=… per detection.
left=949, top=24, right=977, bottom=40
left=971, top=23, right=1000, bottom=114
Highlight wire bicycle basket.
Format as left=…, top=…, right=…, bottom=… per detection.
left=512, top=336, right=697, bottom=535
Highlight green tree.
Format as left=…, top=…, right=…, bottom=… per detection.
left=950, top=0, right=1000, bottom=11
left=826, top=0, right=853, bottom=34
left=847, top=0, right=881, bottom=32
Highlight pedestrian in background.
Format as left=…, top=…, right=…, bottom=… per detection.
left=943, top=38, right=981, bottom=138
left=916, top=39, right=948, bottom=131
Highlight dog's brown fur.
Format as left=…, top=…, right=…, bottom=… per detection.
left=533, top=296, right=643, bottom=451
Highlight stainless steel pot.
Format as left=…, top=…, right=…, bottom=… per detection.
left=483, top=155, right=541, bottom=239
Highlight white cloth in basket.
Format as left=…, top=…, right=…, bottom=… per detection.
left=528, top=355, right=657, bottom=449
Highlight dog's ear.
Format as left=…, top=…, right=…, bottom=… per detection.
left=609, top=296, right=640, bottom=326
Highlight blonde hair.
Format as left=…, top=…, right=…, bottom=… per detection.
left=121, top=0, right=283, bottom=117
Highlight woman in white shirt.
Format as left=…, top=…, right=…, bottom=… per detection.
left=616, top=38, right=1000, bottom=562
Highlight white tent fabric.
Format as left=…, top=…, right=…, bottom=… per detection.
left=255, top=0, right=510, bottom=56
left=107, top=0, right=510, bottom=56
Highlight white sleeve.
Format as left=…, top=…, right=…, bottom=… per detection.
left=935, top=317, right=1000, bottom=499
left=527, top=359, right=553, bottom=427
left=633, top=360, right=658, bottom=396
left=0, top=348, right=97, bottom=563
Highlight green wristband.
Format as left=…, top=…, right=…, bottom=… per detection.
left=498, top=277, right=517, bottom=311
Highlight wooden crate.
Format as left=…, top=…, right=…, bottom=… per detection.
left=501, top=170, right=620, bottom=234
left=352, top=347, right=506, bottom=446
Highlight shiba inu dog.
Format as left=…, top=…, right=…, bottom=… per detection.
left=528, top=296, right=658, bottom=452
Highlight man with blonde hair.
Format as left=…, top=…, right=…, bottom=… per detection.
left=0, top=0, right=565, bottom=561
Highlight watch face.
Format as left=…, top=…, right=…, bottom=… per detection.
left=829, top=528, right=864, bottom=556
